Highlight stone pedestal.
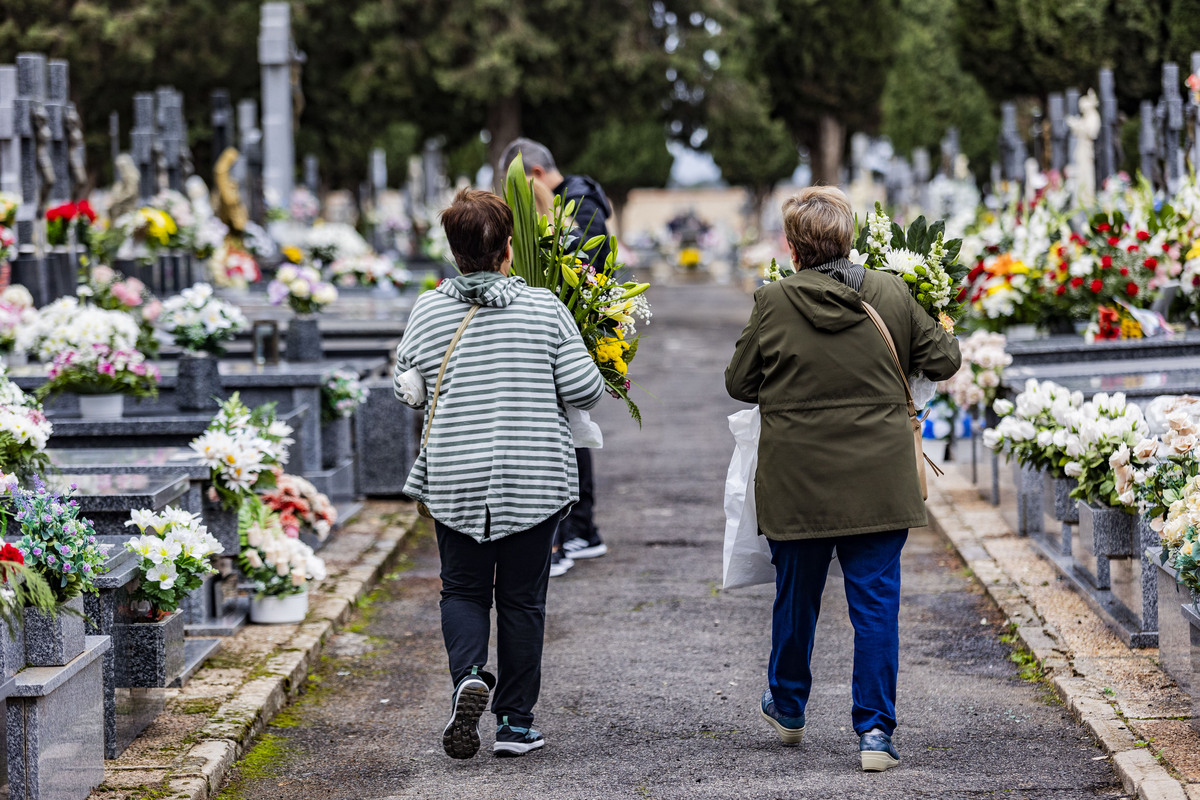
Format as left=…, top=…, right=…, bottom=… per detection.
left=6, top=635, right=109, bottom=800
left=1102, top=516, right=1160, bottom=647
left=321, top=415, right=352, bottom=470
left=1075, top=502, right=1134, bottom=590
left=285, top=316, right=323, bottom=362
left=1016, top=463, right=1044, bottom=536
left=181, top=562, right=246, bottom=637
left=1158, top=563, right=1195, bottom=690
left=113, top=610, right=185, bottom=688
left=356, top=377, right=418, bottom=497
left=175, top=353, right=223, bottom=412
left=23, top=596, right=86, bottom=668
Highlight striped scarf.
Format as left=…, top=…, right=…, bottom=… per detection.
left=809, top=257, right=865, bottom=291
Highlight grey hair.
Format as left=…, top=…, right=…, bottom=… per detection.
left=499, top=137, right=557, bottom=175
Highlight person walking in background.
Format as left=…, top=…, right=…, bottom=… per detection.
left=500, top=137, right=613, bottom=576
left=724, top=187, right=961, bottom=772
left=394, top=189, right=605, bottom=759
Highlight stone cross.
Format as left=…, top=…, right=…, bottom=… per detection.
left=15, top=54, right=50, bottom=246
left=108, top=111, right=120, bottom=174
left=237, top=98, right=265, bottom=224
left=1162, top=62, right=1185, bottom=195
left=45, top=60, right=70, bottom=204
left=130, top=92, right=157, bottom=202
left=0, top=66, right=19, bottom=201
left=304, top=153, right=318, bottom=196
left=210, top=89, right=233, bottom=168
left=1065, top=88, right=1081, bottom=168
left=1097, top=68, right=1118, bottom=185
left=1048, top=93, right=1067, bottom=173
left=259, top=2, right=295, bottom=210
left=156, top=87, right=187, bottom=192
left=999, top=102, right=1025, bottom=182
left=1140, top=100, right=1159, bottom=186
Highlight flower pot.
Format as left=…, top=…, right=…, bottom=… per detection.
left=112, top=608, right=186, bottom=688
left=1075, top=501, right=1134, bottom=590
left=23, top=595, right=87, bottom=667
left=285, top=315, right=323, bottom=362
left=78, top=393, right=124, bottom=420
left=1053, top=477, right=1079, bottom=523
left=1016, top=464, right=1044, bottom=536
left=249, top=589, right=309, bottom=624
left=176, top=352, right=223, bottom=411
left=1158, top=561, right=1196, bottom=690
left=321, top=415, right=352, bottom=469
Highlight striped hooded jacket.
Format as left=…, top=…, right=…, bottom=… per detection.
left=394, top=271, right=606, bottom=541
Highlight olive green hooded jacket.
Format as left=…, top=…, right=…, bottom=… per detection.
left=725, top=267, right=962, bottom=540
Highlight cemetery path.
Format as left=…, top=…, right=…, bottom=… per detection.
left=218, top=282, right=1125, bottom=800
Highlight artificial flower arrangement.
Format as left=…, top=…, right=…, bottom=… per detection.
left=328, top=254, right=411, bottom=289
left=1124, top=398, right=1200, bottom=531
left=237, top=495, right=326, bottom=597
left=158, top=283, right=249, bottom=355
left=208, top=243, right=262, bottom=289
left=123, top=507, right=222, bottom=617
left=0, top=473, right=68, bottom=624
left=944, top=331, right=1011, bottom=412
left=304, top=223, right=370, bottom=266
left=0, top=224, right=15, bottom=267
left=0, top=367, right=53, bottom=478
left=0, top=285, right=36, bottom=357
left=6, top=476, right=106, bottom=602
left=321, top=368, right=368, bottom=423
left=267, top=264, right=339, bottom=315
left=23, top=296, right=140, bottom=362
left=983, top=379, right=1085, bottom=478
left=505, top=154, right=652, bottom=423
left=260, top=468, right=336, bottom=541
left=190, top=394, right=294, bottom=507
left=80, top=264, right=162, bottom=357
left=45, top=200, right=96, bottom=248
left=1062, top=392, right=1149, bottom=510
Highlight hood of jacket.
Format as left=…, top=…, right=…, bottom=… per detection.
left=436, top=271, right=526, bottom=308
left=557, top=175, right=612, bottom=221
left=776, top=269, right=867, bottom=333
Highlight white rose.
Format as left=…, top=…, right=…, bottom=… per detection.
left=1064, top=461, right=1084, bottom=478
left=1052, top=429, right=1069, bottom=448
left=982, top=429, right=1002, bottom=450
left=1134, top=438, right=1160, bottom=461
left=1037, top=430, right=1053, bottom=448
left=992, top=399, right=1014, bottom=417
left=1118, top=490, right=1136, bottom=507
left=244, top=548, right=263, bottom=569
left=277, top=265, right=298, bottom=283
left=1173, top=434, right=1198, bottom=455
left=1109, top=443, right=1131, bottom=469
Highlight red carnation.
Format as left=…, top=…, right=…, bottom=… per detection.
left=1144, top=257, right=1158, bottom=270
left=1090, top=279, right=1103, bottom=293
left=1120, top=267, right=1129, bottom=276
left=0, top=543, right=23, bottom=565
left=45, top=202, right=76, bottom=222
left=955, top=287, right=967, bottom=302
left=1126, top=282, right=1139, bottom=297
left=1071, top=277, right=1084, bottom=289
left=1101, top=255, right=1113, bottom=268
left=1055, top=285, right=1067, bottom=296
left=77, top=200, right=96, bottom=223
left=967, top=264, right=985, bottom=282
left=1096, top=223, right=1112, bottom=233
left=1194, top=276, right=1200, bottom=287
left=1108, top=236, right=1121, bottom=247
left=1163, top=243, right=1172, bottom=253
left=1127, top=245, right=1140, bottom=253
left=1136, top=230, right=1151, bottom=241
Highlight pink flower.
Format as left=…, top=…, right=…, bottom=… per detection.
left=142, top=299, right=163, bottom=323
left=111, top=282, right=143, bottom=307
left=131, top=363, right=146, bottom=376
left=97, top=362, right=116, bottom=376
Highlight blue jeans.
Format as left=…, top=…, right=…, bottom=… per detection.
left=767, top=529, right=908, bottom=736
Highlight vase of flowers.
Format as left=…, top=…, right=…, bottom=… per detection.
left=0, top=368, right=52, bottom=479
left=116, top=507, right=222, bottom=686
left=190, top=394, right=294, bottom=514
left=238, top=496, right=325, bottom=624
left=268, top=264, right=338, bottom=363
left=320, top=369, right=368, bottom=468
left=260, top=468, right=337, bottom=544
left=8, top=477, right=106, bottom=666
left=159, top=283, right=248, bottom=410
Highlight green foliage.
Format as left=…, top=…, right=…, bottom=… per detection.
left=881, top=0, right=997, bottom=181
left=8, top=481, right=106, bottom=602
left=569, top=120, right=673, bottom=210
left=503, top=154, right=545, bottom=289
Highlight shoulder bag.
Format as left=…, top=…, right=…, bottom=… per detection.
left=861, top=301, right=943, bottom=501
left=416, top=304, right=480, bottom=518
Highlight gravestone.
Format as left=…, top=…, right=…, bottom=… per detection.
left=1065, top=88, right=1081, bottom=167
left=304, top=153, right=319, bottom=196
left=1029, top=105, right=1045, bottom=168
left=0, top=66, right=19, bottom=199
left=210, top=89, right=233, bottom=170
left=108, top=111, right=119, bottom=173
left=44, top=61, right=69, bottom=205
left=1049, top=93, right=1067, bottom=172
left=156, top=87, right=185, bottom=192
left=1097, top=68, right=1119, bottom=186
left=999, top=102, right=1026, bottom=182
left=1141, top=100, right=1159, bottom=185
left=1162, top=62, right=1185, bottom=195
left=940, top=127, right=959, bottom=176
left=422, top=138, right=446, bottom=210
left=14, top=54, right=49, bottom=305
left=130, top=93, right=156, bottom=203
left=259, top=2, right=296, bottom=210
left=371, top=147, right=387, bottom=251
left=237, top=99, right=264, bottom=224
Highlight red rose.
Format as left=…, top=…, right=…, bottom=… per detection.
left=1071, top=233, right=1085, bottom=245
left=1127, top=244, right=1140, bottom=253
left=1194, top=276, right=1200, bottom=287
left=45, top=202, right=76, bottom=222
left=0, top=543, right=24, bottom=565
left=1144, top=257, right=1158, bottom=270
left=1108, top=236, right=1121, bottom=247
left=1071, top=277, right=1084, bottom=289
left=1120, top=267, right=1129, bottom=276
left=1101, top=256, right=1113, bottom=268
left=1090, top=279, right=1103, bottom=293
left=1126, top=282, right=1139, bottom=297
left=1055, top=285, right=1067, bottom=296
left=1137, top=230, right=1151, bottom=241
left=1096, top=223, right=1112, bottom=233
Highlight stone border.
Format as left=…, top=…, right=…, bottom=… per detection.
left=128, top=510, right=416, bottom=800
left=926, top=469, right=1190, bottom=800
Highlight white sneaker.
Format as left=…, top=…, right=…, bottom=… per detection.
left=549, top=550, right=574, bottom=578
left=562, top=536, right=608, bottom=559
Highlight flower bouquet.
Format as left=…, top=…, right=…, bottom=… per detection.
left=305, top=223, right=370, bottom=266
left=159, top=283, right=249, bottom=355
left=983, top=379, right=1083, bottom=477
left=209, top=243, right=261, bottom=288
left=238, top=495, right=326, bottom=598
left=80, top=265, right=162, bottom=357
left=267, top=264, right=339, bottom=315
left=0, top=286, right=36, bottom=357
left=39, top=343, right=159, bottom=402
left=45, top=200, right=96, bottom=248
left=505, top=154, right=652, bottom=423
left=0, top=367, right=52, bottom=478
left=123, top=507, right=222, bottom=617
left=0, top=193, right=17, bottom=228
left=190, top=394, right=294, bottom=507
left=321, top=368, right=368, bottom=423
left=1061, top=392, right=1150, bottom=510
left=328, top=254, right=410, bottom=289
left=7, top=477, right=105, bottom=601
left=260, top=468, right=337, bottom=541
left=23, top=297, right=140, bottom=362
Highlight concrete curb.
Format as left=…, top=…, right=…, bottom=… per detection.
left=160, top=513, right=416, bottom=800
left=926, top=473, right=1188, bottom=800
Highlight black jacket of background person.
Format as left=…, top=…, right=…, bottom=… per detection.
left=554, top=174, right=613, bottom=267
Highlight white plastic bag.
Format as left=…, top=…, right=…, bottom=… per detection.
left=567, top=406, right=603, bottom=449
left=394, top=366, right=426, bottom=407
left=722, top=407, right=775, bottom=589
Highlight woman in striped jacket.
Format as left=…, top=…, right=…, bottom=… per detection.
left=394, top=189, right=606, bottom=760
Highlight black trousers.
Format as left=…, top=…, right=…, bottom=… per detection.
left=560, top=448, right=597, bottom=544
left=435, top=510, right=560, bottom=728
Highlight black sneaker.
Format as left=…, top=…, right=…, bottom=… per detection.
left=562, top=535, right=608, bottom=560
left=492, top=716, right=545, bottom=757
left=549, top=548, right=574, bottom=578
left=442, top=669, right=492, bottom=759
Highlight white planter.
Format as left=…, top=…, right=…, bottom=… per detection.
left=78, top=393, right=124, bottom=420
left=249, top=589, right=309, bottom=624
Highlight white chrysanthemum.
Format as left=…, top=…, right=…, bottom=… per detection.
left=881, top=248, right=925, bottom=276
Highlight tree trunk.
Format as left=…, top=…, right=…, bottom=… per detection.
left=812, top=114, right=846, bottom=186
left=486, top=95, right=522, bottom=181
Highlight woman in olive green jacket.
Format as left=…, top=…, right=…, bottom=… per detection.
left=725, top=186, right=960, bottom=772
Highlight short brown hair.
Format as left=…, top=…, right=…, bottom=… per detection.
left=440, top=189, right=513, bottom=274
left=782, top=186, right=854, bottom=269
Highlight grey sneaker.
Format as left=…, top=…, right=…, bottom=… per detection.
left=442, top=669, right=492, bottom=759
left=859, top=728, right=900, bottom=772
left=493, top=716, right=545, bottom=757
left=759, top=689, right=805, bottom=745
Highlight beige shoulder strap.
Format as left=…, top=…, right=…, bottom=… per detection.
left=861, top=302, right=916, bottom=416
left=422, top=305, right=480, bottom=449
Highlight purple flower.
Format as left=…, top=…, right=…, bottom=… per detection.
left=87, top=536, right=96, bottom=545
left=69, top=483, right=77, bottom=491
left=59, top=545, right=71, bottom=555
left=80, top=564, right=90, bottom=572
left=42, top=514, right=51, bottom=524
left=31, top=547, right=42, bottom=556
left=46, top=555, right=55, bottom=564
left=61, top=563, right=71, bottom=572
